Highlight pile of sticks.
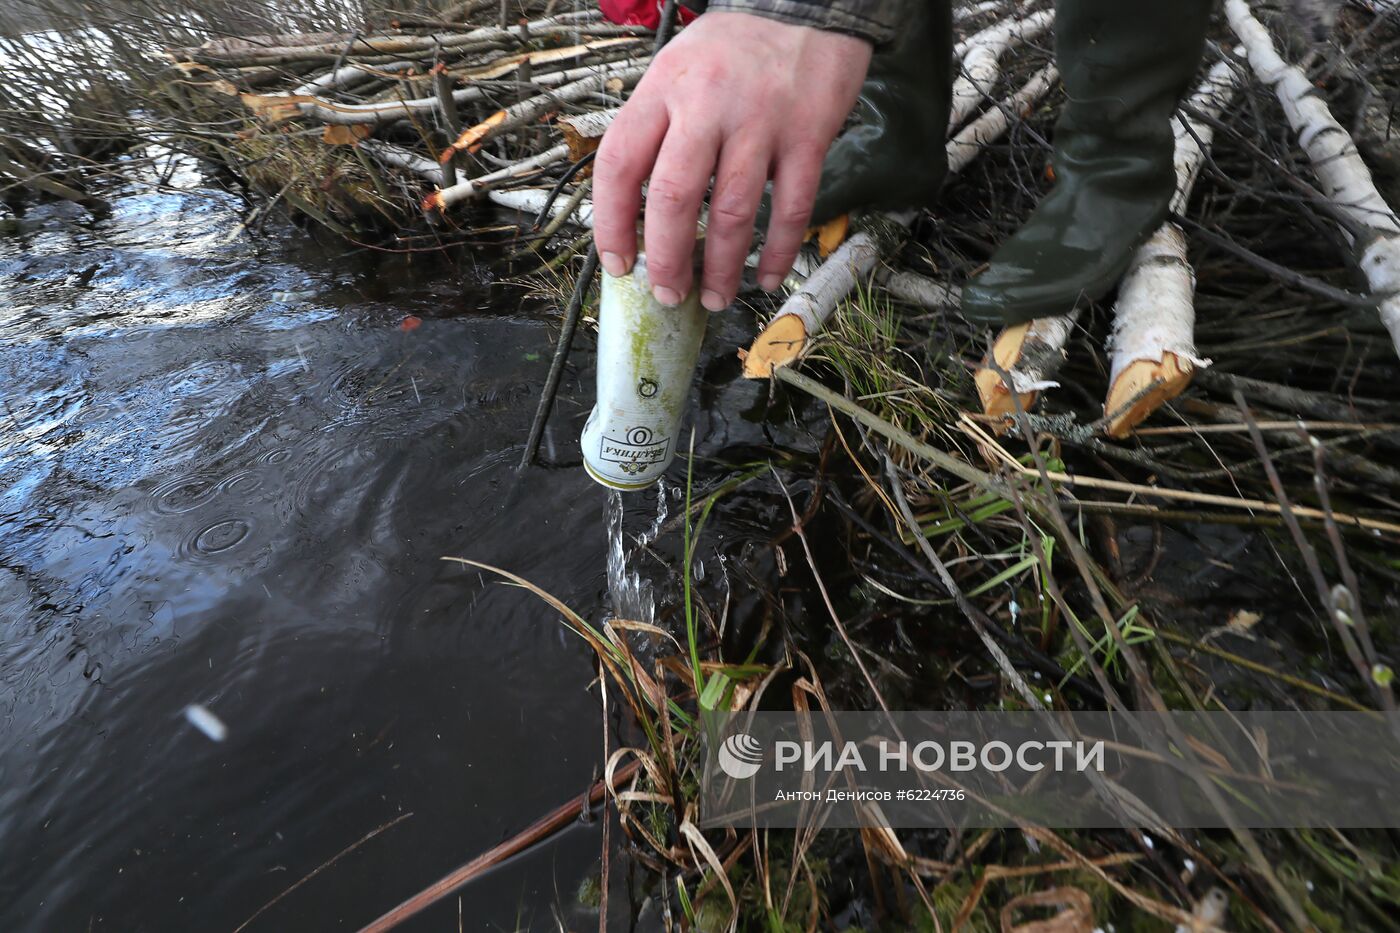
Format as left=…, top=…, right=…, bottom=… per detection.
left=744, top=0, right=1400, bottom=437
left=162, top=0, right=1400, bottom=440
left=160, top=0, right=648, bottom=235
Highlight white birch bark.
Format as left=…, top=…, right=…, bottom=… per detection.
left=485, top=186, right=594, bottom=227
left=442, top=63, right=646, bottom=157
left=949, top=11, right=1055, bottom=128
left=424, top=143, right=570, bottom=210
left=1107, top=59, right=1243, bottom=388
left=946, top=63, right=1058, bottom=174
left=300, top=56, right=644, bottom=126
left=1228, top=0, right=1400, bottom=356
left=879, top=269, right=961, bottom=309
left=358, top=138, right=445, bottom=186
left=745, top=64, right=1060, bottom=376
left=953, top=1, right=1013, bottom=25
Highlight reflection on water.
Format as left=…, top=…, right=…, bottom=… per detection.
left=0, top=159, right=711, bottom=929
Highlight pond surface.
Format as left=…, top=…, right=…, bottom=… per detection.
left=0, top=161, right=782, bottom=931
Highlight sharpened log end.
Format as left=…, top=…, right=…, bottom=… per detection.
left=1103, top=353, right=1195, bottom=438
left=742, top=314, right=808, bottom=379
left=973, top=323, right=1039, bottom=431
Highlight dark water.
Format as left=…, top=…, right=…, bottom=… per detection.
left=0, top=159, right=785, bottom=930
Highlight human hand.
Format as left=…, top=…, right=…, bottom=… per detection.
left=592, top=12, right=873, bottom=311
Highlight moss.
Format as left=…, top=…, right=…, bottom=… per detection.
left=576, top=873, right=602, bottom=910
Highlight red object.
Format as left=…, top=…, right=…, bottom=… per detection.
left=599, top=0, right=695, bottom=30
left=400, top=315, right=422, bottom=332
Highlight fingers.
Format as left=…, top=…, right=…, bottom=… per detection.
left=700, top=137, right=769, bottom=311
left=756, top=141, right=825, bottom=292
left=592, top=94, right=668, bottom=279
left=642, top=120, right=721, bottom=305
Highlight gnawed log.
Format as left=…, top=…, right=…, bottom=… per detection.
left=742, top=64, right=1059, bottom=379
left=973, top=313, right=1080, bottom=418
left=423, top=143, right=569, bottom=210
left=1102, top=58, right=1241, bottom=436
left=1102, top=226, right=1201, bottom=436
left=558, top=107, right=619, bottom=162
left=974, top=58, right=1240, bottom=432
left=1228, top=0, right=1400, bottom=357
left=741, top=213, right=912, bottom=378
left=442, top=62, right=646, bottom=159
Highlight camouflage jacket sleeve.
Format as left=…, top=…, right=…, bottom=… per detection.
left=678, top=0, right=900, bottom=45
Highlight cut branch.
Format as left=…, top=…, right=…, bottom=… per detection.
left=1102, top=58, right=1242, bottom=436
left=358, top=138, right=444, bottom=186
left=973, top=58, right=1241, bottom=431
left=743, top=64, right=1060, bottom=379
left=423, top=143, right=569, bottom=210
left=486, top=185, right=594, bottom=226
left=1228, top=0, right=1400, bottom=357
left=277, top=48, right=641, bottom=126
left=442, top=62, right=645, bottom=159
left=949, top=10, right=1054, bottom=129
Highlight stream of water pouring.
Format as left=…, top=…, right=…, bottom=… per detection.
left=605, top=484, right=664, bottom=626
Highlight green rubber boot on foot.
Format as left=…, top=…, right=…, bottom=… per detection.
left=959, top=0, right=1212, bottom=326
left=808, top=2, right=953, bottom=224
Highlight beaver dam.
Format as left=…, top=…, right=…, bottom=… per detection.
left=3, top=0, right=1400, bottom=930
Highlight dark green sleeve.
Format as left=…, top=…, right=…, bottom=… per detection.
left=678, top=0, right=899, bottom=45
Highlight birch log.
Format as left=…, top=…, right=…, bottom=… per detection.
left=485, top=187, right=594, bottom=226
left=953, top=1, right=1012, bottom=25
left=558, top=107, right=619, bottom=161
left=358, top=138, right=445, bottom=186
left=975, top=59, right=1242, bottom=428
left=292, top=61, right=415, bottom=96
left=442, top=62, right=646, bottom=159
left=973, top=314, right=1081, bottom=417
left=1102, top=58, right=1242, bottom=436
left=1228, top=0, right=1400, bottom=357
left=284, top=48, right=641, bottom=126
left=880, top=270, right=961, bottom=309
left=423, top=143, right=570, bottom=210
left=949, top=11, right=1054, bottom=128
left=742, top=64, right=1060, bottom=379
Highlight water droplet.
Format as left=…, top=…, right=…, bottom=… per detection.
left=193, top=518, right=250, bottom=554
left=149, top=475, right=219, bottom=514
